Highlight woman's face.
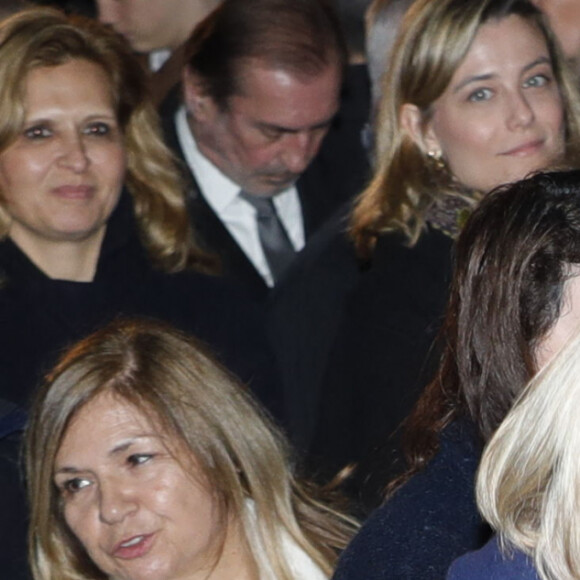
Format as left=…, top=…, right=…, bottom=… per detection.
left=0, top=59, right=126, bottom=253
left=53, top=392, right=225, bottom=580
left=536, top=272, right=580, bottom=368
left=421, top=15, right=565, bottom=192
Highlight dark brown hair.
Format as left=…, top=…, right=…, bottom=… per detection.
left=185, top=0, right=348, bottom=109
left=399, top=170, right=580, bottom=486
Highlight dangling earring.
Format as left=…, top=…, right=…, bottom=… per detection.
left=427, top=149, right=446, bottom=172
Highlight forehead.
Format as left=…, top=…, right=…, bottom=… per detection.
left=454, top=15, right=548, bottom=78
left=104, top=0, right=179, bottom=18
left=228, top=60, right=342, bottom=129
left=24, top=59, right=114, bottom=104
left=56, top=393, right=162, bottom=461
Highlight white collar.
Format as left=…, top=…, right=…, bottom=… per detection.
left=175, top=105, right=241, bottom=213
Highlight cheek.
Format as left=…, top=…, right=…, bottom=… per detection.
left=243, top=146, right=281, bottom=171
left=0, top=151, right=46, bottom=200
left=95, top=144, right=127, bottom=187
left=435, top=122, right=493, bottom=182
left=225, top=121, right=279, bottom=170
left=432, top=107, right=495, bottom=161
left=63, top=503, right=96, bottom=548
left=539, top=94, right=565, bottom=136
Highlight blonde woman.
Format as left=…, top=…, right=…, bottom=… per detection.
left=448, top=328, right=580, bottom=579
left=0, top=11, right=281, bottom=577
left=312, top=0, right=580, bottom=504
left=25, top=318, right=358, bottom=580
left=0, top=7, right=278, bottom=413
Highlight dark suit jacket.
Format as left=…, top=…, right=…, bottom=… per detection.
left=161, top=119, right=363, bottom=301
left=310, top=226, right=454, bottom=507
left=159, top=71, right=371, bottom=447
left=159, top=63, right=370, bottom=299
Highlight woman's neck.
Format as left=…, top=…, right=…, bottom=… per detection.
left=9, top=228, right=106, bottom=282
left=205, top=516, right=260, bottom=580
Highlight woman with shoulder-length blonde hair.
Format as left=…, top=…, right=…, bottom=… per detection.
left=25, top=318, right=358, bottom=580
left=0, top=7, right=279, bottom=413
left=0, top=12, right=283, bottom=577
left=353, top=0, right=580, bottom=253
left=448, top=327, right=580, bottom=579
left=312, top=0, right=580, bottom=506
left=0, top=6, right=207, bottom=273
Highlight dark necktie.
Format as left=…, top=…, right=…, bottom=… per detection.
left=240, top=191, right=296, bottom=283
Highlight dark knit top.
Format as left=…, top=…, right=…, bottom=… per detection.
left=447, top=536, right=540, bottom=580
left=333, top=420, right=491, bottom=579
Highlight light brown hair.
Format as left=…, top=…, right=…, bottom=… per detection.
left=26, top=318, right=357, bottom=580
left=351, top=0, right=580, bottom=259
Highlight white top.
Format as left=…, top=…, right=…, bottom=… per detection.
left=244, top=500, right=328, bottom=580
left=175, top=106, right=305, bottom=287
left=148, top=48, right=171, bottom=72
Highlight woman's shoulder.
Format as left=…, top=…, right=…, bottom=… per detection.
left=363, top=225, right=454, bottom=297
left=372, top=223, right=454, bottom=263
left=447, top=536, right=540, bottom=580
left=332, top=421, right=488, bottom=580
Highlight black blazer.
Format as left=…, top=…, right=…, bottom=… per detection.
left=310, top=227, right=454, bottom=506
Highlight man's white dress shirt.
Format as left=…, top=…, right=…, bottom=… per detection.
left=176, top=106, right=305, bottom=287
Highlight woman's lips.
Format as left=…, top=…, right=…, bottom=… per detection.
left=112, top=532, right=156, bottom=560
left=51, top=185, right=95, bottom=199
left=500, top=139, right=544, bottom=157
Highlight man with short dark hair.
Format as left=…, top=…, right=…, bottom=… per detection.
left=164, top=0, right=363, bottom=299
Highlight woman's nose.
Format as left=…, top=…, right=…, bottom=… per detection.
left=98, top=479, right=138, bottom=525
left=506, top=91, right=535, bottom=130
left=58, top=134, right=90, bottom=173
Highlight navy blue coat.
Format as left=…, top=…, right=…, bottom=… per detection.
left=333, top=421, right=491, bottom=579
left=447, top=536, right=540, bottom=580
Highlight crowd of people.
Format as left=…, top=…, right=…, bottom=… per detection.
left=1, top=0, right=580, bottom=578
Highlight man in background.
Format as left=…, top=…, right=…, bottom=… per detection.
left=96, top=0, right=221, bottom=104
left=166, top=0, right=361, bottom=300
left=532, top=0, right=580, bottom=75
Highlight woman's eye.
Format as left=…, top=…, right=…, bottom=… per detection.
left=62, top=477, right=92, bottom=494
left=127, top=453, right=153, bottom=467
left=468, top=88, right=493, bottom=103
left=24, top=125, right=51, bottom=139
left=84, top=122, right=111, bottom=136
left=523, top=73, right=550, bottom=88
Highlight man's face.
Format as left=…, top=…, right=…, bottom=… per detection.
left=97, top=0, right=220, bottom=53
left=532, top=0, right=580, bottom=72
left=186, top=60, right=342, bottom=196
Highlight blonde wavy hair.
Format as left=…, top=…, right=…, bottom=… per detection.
left=25, top=318, right=358, bottom=580
left=476, top=325, right=580, bottom=580
left=0, top=8, right=213, bottom=273
left=352, top=0, right=580, bottom=258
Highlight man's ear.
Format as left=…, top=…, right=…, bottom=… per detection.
left=182, top=67, right=216, bottom=122
left=400, top=103, right=441, bottom=156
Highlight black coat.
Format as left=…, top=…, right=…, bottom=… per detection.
left=0, top=192, right=283, bottom=580
left=0, top=192, right=282, bottom=417
left=332, top=421, right=491, bottom=579
left=310, top=226, right=454, bottom=503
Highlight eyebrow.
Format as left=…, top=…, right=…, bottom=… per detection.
left=452, top=56, right=552, bottom=93
left=54, top=433, right=160, bottom=475
left=255, top=116, right=335, bottom=134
